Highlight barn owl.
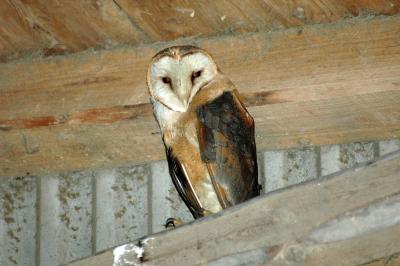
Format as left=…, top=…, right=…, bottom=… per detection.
left=147, top=45, right=260, bottom=219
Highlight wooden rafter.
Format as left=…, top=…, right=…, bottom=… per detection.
left=1, top=0, right=400, bottom=61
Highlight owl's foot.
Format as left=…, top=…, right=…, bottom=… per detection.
left=164, top=217, right=183, bottom=229
left=201, top=209, right=214, bottom=217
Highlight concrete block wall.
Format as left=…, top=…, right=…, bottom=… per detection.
left=0, top=139, right=399, bottom=265
left=40, top=172, right=93, bottom=265
left=0, top=176, right=36, bottom=266
left=94, top=166, right=150, bottom=252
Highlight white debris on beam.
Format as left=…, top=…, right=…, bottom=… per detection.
left=174, top=7, right=195, bottom=17
left=113, top=243, right=144, bottom=266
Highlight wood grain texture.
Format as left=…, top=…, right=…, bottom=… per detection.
left=339, top=0, right=400, bottom=15
left=1, top=0, right=400, bottom=61
left=0, top=0, right=144, bottom=61
left=69, top=152, right=400, bottom=266
left=1, top=16, right=400, bottom=178
left=0, top=1, right=51, bottom=61
left=115, top=0, right=400, bottom=41
left=69, top=250, right=113, bottom=266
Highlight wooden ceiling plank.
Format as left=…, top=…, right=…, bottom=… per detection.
left=0, top=1, right=52, bottom=61
left=1, top=1, right=400, bottom=61
left=338, top=0, right=400, bottom=16
left=0, top=0, right=145, bottom=60
left=113, top=0, right=400, bottom=41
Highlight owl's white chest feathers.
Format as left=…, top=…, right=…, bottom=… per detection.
left=152, top=98, right=198, bottom=147
left=152, top=99, right=180, bottom=131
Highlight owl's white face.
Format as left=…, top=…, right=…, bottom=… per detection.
left=148, top=49, right=218, bottom=112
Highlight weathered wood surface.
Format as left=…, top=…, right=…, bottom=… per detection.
left=1, top=16, right=400, bottom=178
left=1, top=0, right=399, bottom=61
left=69, top=250, right=113, bottom=266
left=69, top=151, right=400, bottom=266
left=0, top=0, right=144, bottom=61
left=114, top=0, right=400, bottom=41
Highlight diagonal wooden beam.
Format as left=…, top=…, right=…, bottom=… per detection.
left=1, top=16, right=400, bottom=178
left=69, top=151, right=400, bottom=266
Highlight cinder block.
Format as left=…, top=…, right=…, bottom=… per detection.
left=95, top=165, right=149, bottom=252
left=0, top=176, right=36, bottom=266
left=285, top=149, right=318, bottom=185
left=320, top=145, right=341, bottom=176
left=263, top=151, right=285, bottom=193
left=40, top=172, right=93, bottom=266
left=150, top=161, right=193, bottom=233
left=321, top=142, right=375, bottom=176
left=379, top=139, right=400, bottom=156
left=263, top=148, right=318, bottom=193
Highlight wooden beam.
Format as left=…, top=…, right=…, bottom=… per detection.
left=1, top=16, right=400, bottom=178
left=69, top=151, right=400, bottom=266
left=2, top=0, right=400, bottom=61
left=70, top=251, right=113, bottom=266
left=115, top=0, right=400, bottom=41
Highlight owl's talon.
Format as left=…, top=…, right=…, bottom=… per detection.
left=164, top=217, right=183, bottom=229
left=202, top=209, right=214, bottom=217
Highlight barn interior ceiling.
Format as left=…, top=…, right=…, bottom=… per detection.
left=1, top=1, right=400, bottom=178
left=0, top=2, right=400, bottom=265
left=1, top=0, right=400, bottom=62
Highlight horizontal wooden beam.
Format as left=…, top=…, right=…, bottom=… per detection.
left=1, top=16, right=400, bottom=177
left=114, top=0, right=400, bottom=41
left=69, top=151, right=400, bottom=266
left=2, top=0, right=400, bottom=61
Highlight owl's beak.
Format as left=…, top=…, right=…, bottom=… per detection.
left=182, top=98, right=188, bottom=107
left=182, top=93, right=191, bottom=108
left=176, top=78, right=191, bottom=110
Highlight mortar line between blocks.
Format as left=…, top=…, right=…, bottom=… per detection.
left=257, top=152, right=265, bottom=194
left=373, top=141, right=380, bottom=158
left=35, top=176, right=41, bottom=266
left=316, top=146, right=322, bottom=178
left=148, top=163, right=154, bottom=235
left=91, top=173, right=97, bottom=255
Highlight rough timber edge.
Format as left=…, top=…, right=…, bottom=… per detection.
left=69, top=150, right=400, bottom=266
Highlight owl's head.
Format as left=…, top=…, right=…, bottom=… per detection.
left=147, top=45, right=218, bottom=112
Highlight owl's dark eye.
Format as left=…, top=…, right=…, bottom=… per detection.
left=162, top=77, right=171, bottom=84
left=191, top=70, right=202, bottom=83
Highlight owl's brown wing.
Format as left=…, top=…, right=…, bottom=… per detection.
left=165, top=147, right=205, bottom=219
left=197, top=90, right=260, bottom=208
